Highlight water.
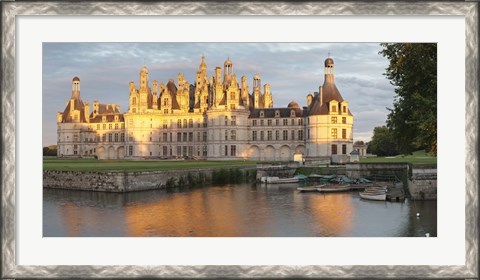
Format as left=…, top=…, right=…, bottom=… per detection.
left=43, top=183, right=437, bottom=237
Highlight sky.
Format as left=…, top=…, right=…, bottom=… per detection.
left=42, top=43, right=395, bottom=147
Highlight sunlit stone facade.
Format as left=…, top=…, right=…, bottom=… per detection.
left=57, top=56, right=353, bottom=162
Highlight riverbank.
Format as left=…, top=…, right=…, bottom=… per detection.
left=43, top=166, right=256, bottom=192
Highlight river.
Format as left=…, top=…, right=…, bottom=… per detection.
left=43, top=183, right=437, bottom=237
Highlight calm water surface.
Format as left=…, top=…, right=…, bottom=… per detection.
left=43, top=183, right=437, bottom=237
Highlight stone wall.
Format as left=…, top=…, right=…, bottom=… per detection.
left=345, top=163, right=409, bottom=181
left=44, top=166, right=256, bottom=192
left=345, top=163, right=437, bottom=200
left=408, top=168, right=437, bottom=200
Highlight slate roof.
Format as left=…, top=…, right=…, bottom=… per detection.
left=249, top=107, right=304, bottom=119
left=60, top=98, right=87, bottom=123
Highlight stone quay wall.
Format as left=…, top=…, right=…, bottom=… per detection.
left=345, top=163, right=437, bottom=200
left=408, top=168, right=437, bottom=200
left=44, top=166, right=256, bottom=192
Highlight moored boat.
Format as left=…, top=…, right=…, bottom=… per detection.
left=359, top=191, right=387, bottom=201
left=263, top=176, right=300, bottom=184
left=316, top=184, right=351, bottom=193
left=297, top=184, right=326, bottom=192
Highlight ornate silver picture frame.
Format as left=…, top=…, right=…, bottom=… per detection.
left=1, top=1, right=478, bottom=278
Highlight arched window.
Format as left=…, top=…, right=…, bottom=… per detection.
left=132, top=97, right=137, bottom=105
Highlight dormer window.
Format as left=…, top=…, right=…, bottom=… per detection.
left=260, top=110, right=264, bottom=118
left=275, top=110, right=280, bottom=117
left=331, top=106, right=337, bottom=113
left=102, top=116, right=106, bottom=122
left=290, top=110, right=295, bottom=117
left=343, top=106, right=347, bottom=113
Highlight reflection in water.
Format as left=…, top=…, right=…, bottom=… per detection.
left=43, top=184, right=437, bottom=237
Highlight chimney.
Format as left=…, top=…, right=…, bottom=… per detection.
left=319, top=86, right=323, bottom=106
left=84, top=101, right=90, bottom=123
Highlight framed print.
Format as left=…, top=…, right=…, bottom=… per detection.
left=2, top=1, right=478, bottom=278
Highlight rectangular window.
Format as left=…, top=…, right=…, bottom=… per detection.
left=260, top=120, right=264, bottom=126
left=298, top=130, right=304, bottom=140
left=231, top=116, right=236, bottom=126
left=275, top=130, right=280, bottom=141
left=163, top=120, right=168, bottom=128
left=343, top=106, right=347, bottom=113
left=260, top=131, right=264, bottom=141
left=298, top=119, right=303, bottom=126
left=225, top=145, right=228, bottom=156
left=189, top=119, right=193, bottom=128
left=102, top=134, right=106, bottom=142
left=121, top=133, right=125, bottom=142
left=121, top=123, right=125, bottom=129
left=283, top=130, right=288, bottom=140
left=252, top=120, right=257, bottom=126
left=342, top=117, right=347, bottom=124
left=163, top=146, right=168, bottom=156
left=115, top=123, right=118, bottom=130
left=332, top=106, right=337, bottom=112
left=331, top=117, right=337, bottom=124
left=170, top=133, right=172, bottom=142
left=103, top=124, right=106, bottom=130
left=203, top=146, right=207, bottom=156
left=129, top=146, right=133, bottom=156
left=203, top=132, right=207, bottom=141
left=342, top=129, right=347, bottom=139
left=197, top=132, right=201, bottom=142
left=267, top=131, right=272, bottom=141
left=109, top=123, right=112, bottom=130
left=177, top=119, right=182, bottom=128
left=332, top=145, right=337, bottom=155
left=114, top=133, right=118, bottom=142
left=308, top=129, right=310, bottom=139
left=183, top=132, right=187, bottom=142
left=177, top=132, right=181, bottom=142
left=283, top=119, right=288, bottom=126
left=189, top=132, right=193, bottom=142
left=177, top=146, right=182, bottom=156
left=276, top=119, right=280, bottom=126
left=291, top=130, right=295, bottom=140
left=342, top=144, right=347, bottom=155
left=252, top=131, right=257, bottom=141
left=331, top=128, right=337, bottom=139
left=291, top=119, right=295, bottom=125
left=231, top=145, right=236, bottom=156
left=231, top=130, right=236, bottom=141
left=163, top=133, right=168, bottom=142
left=183, top=119, right=187, bottom=128
left=225, top=130, right=228, bottom=141
left=267, top=119, right=272, bottom=126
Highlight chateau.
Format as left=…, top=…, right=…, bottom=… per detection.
left=57, top=56, right=353, bottom=162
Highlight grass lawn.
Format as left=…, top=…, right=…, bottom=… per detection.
left=360, top=150, right=437, bottom=165
left=43, top=158, right=258, bottom=172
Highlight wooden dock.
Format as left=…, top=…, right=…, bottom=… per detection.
left=386, top=183, right=405, bottom=201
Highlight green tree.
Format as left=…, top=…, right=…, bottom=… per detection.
left=380, top=43, right=437, bottom=155
left=367, top=126, right=398, bottom=156
left=43, top=145, right=57, bottom=156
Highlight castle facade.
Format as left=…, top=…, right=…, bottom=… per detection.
left=57, top=56, right=353, bottom=162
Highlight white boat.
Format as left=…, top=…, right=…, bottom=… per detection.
left=317, top=184, right=351, bottom=193
left=263, top=176, right=300, bottom=184
left=359, top=191, right=387, bottom=201
left=297, top=185, right=325, bottom=192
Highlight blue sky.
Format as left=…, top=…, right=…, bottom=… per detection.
left=43, top=43, right=395, bottom=146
